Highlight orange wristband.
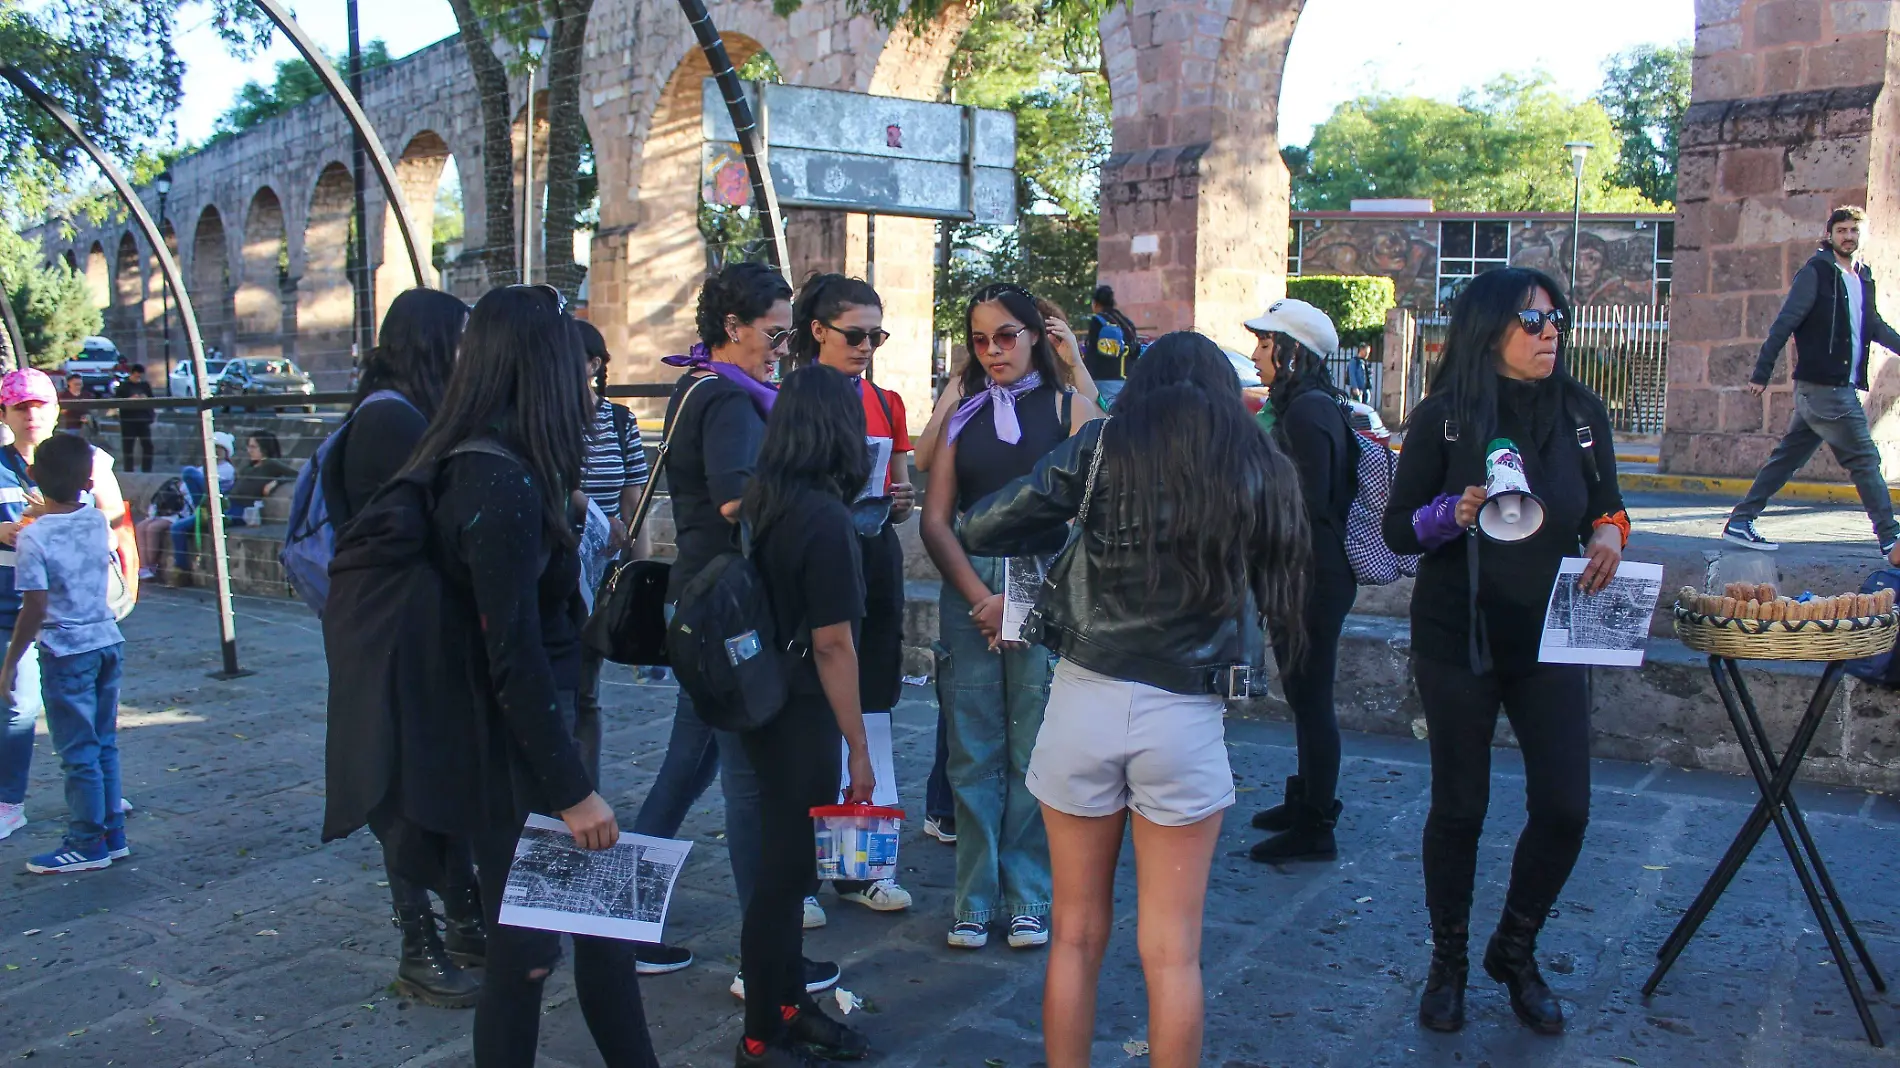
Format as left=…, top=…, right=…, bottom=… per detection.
left=1593, top=509, right=1631, bottom=549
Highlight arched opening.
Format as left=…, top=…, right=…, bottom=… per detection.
left=189, top=207, right=235, bottom=359
left=377, top=130, right=453, bottom=322
left=239, top=187, right=291, bottom=361
left=112, top=233, right=144, bottom=364
left=299, top=162, right=357, bottom=388
left=61, top=249, right=78, bottom=274
left=144, top=223, right=180, bottom=386
left=84, top=242, right=109, bottom=313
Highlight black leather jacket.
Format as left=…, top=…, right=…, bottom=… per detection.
left=957, top=419, right=1261, bottom=696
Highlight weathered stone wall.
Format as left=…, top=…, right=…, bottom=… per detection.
left=1662, top=0, right=1900, bottom=479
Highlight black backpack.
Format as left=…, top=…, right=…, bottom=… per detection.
left=665, top=526, right=806, bottom=733
left=320, top=439, right=516, bottom=843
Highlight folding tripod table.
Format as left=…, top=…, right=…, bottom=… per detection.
left=1643, top=654, right=1886, bottom=1046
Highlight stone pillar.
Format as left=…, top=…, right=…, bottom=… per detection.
left=782, top=209, right=935, bottom=423
left=1661, top=0, right=1900, bottom=478
left=1096, top=0, right=1303, bottom=354
left=1380, top=306, right=1416, bottom=426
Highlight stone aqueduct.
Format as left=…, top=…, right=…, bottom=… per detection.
left=32, top=0, right=1900, bottom=478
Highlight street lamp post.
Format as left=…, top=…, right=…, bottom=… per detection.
left=521, top=28, right=550, bottom=284
left=156, top=169, right=173, bottom=393
left=1565, top=141, right=1594, bottom=299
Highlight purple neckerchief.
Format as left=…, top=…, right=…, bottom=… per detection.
left=946, top=371, right=1043, bottom=445
left=1412, top=493, right=1465, bottom=552
left=661, top=344, right=777, bottom=416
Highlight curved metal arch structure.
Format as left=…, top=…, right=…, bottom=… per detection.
left=0, top=64, right=248, bottom=677
left=250, top=0, right=431, bottom=287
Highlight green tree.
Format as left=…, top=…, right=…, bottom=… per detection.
left=1, top=229, right=100, bottom=370
left=1292, top=75, right=1663, bottom=213
left=210, top=40, right=394, bottom=142
left=1596, top=42, right=1691, bottom=207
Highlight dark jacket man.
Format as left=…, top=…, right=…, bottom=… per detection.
left=1752, top=247, right=1900, bottom=392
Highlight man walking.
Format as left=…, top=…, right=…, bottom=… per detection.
left=1723, top=207, right=1900, bottom=555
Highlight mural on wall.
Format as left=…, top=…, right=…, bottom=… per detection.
left=1510, top=221, right=1659, bottom=305
left=1296, top=218, right=1439, bottom=309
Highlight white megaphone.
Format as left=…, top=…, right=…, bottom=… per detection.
left=1477, top=439, right=1544, bottom=542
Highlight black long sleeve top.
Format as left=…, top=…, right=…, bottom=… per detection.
left=1273, top=388, right=1354, bottom=585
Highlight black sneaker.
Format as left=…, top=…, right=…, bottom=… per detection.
left=787, top=1004, right=870, bottom=1060
left=730, top=958, right=842, bottom=1000
left=1723, top=518, right=1778, bottom=551
left=635, top=942, right=694, bottom=976
left=736, top=1040, right=822, bottom=1068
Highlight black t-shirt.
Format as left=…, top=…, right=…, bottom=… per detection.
left=114, top=379, right=155, bottom=424
left=753, top=488, right=866, bottom=698
left=664, top=373, right=766, bottom=600
left=329, top=395, right=429, bottom=525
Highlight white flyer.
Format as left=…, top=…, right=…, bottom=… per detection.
left=856, top=436, right=894, bottom=502
left=839, top=710, right=900, bottom=807
left=498, top=815, right=693, bottom=943
left=1000, top=555, right=1046, bottom=645
left=1538, top=557, right=1665, bottom=667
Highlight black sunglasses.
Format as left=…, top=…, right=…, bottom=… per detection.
left=510, top=282, right=568, bottom=314
left=1516, top=308, right=1566, bottom=334
left=823, top=321, right=891, bottom=349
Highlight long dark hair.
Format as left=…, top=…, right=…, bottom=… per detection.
left=1266, top=335, right=1339, bottom=418
left=787, top=273, right=881, bottom=371
left=741, top=365, right=871, bottom=536
left=248, top=430, right=282, bottom=460
left=576, top=319, right=610, bottom=392
left=403, top=285, right=589, bottom=545
left=1426, top=267, right=1576, bottom=444
left=358, top=288, right=466, bottom=418
left=696, top=261, right=794, bottom=350
left=1098, top=331, right=1310, bottom=641
left=959, top=283, right=1064, bottom=397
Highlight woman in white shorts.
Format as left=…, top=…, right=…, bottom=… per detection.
left=958, top=331, right=1311, bottom=1068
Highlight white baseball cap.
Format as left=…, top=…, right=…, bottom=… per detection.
left=1244, top=298, right=1339, bottom=357
left=212, top=431, right=235, bottom=455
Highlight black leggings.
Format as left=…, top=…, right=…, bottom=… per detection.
left=1414, top=657, right=1591, bottom=922
left=739, top=697, right=842, bottom=1043
left=383, top=834, right=479, bottom=913
left=1271, top=570, right=1357, bottom=806
left=471, top=824, right=658, bottom=1068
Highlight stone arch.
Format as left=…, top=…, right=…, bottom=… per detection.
left=61, top=249, right=78, bottom=274
left=190, top=206, right=236, bottom=360
left=111, top=232, right=145, bottom=364
left=239, top=187, right=292, bottom=361
left=143, top=222, right=180, bottom=384
left=376, top=130, right=452, bottom=319
left=84, top=242, right=110, bottom=313
left=299, top=162, right=357, bottom=387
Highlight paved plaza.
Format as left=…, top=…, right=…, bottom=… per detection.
left=6, top=591, right=1900, bottom=1067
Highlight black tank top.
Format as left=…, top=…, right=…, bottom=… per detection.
left=954, top=384, right=1070, bottom=554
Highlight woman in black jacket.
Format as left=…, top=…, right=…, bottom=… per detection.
left=959, top=332, right=1309, bottom=1068
left=402, top=285, right=654, bottom=1067
left=1381, top=268, right=1627, bottom=1036
left=1242, top=299, right=1357, bottom=863
left=320, top=287, right=480, bottom=1007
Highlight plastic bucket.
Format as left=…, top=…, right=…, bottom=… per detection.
left=810, top=804, right=905, bottom=882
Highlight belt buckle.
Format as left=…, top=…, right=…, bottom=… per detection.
left=1221, top=665, right=1255, bottom=700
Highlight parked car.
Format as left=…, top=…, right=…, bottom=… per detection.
left=213, top=357, right=316, bottom=400
left=169, top=357, right=231, bottom=398
left=65, top=336, right=127, bottom=394
left=1225, top=347, right=1392, bottom=448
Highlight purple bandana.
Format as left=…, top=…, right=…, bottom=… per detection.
left=946, top=371, right=1043, bottom=445
left=661, top=343, right=778, bottom=416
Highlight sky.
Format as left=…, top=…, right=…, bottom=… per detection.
left=169, top=0, right=1695, bottom=147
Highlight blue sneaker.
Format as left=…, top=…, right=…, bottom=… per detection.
left=106, top=828, right=130, bottom=860
left=26, top=838, right=111, bottom=874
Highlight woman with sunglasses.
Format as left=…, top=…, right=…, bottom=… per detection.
left=921, top=283, right=1100, bottom=951
left=1381, top=268, right=1626, bottom=1035
left=914, top=299, right=1098, bottom=474
left=786, top=273, right=917, bottom=919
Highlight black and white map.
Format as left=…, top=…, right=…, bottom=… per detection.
left=1000, top=555, right=1047, bottom=644
left=1539, top=557, right=1665, bottom=667
left=499, top=815, right=692, bottom=942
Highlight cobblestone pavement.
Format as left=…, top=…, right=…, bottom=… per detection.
left=7, top=590, right=1900, bottom=1067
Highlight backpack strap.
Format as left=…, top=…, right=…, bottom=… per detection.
left=609, top=401, right=636, bottom=470
left=624, top=374, right=718, bottom=542
left=1567, top=393, right=1600, bottom=484
left=865, top=379, right=896, bottom=437
left=1060, top=388, right=1074, bottom=431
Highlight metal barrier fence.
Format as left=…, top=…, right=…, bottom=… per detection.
left=1323, top=345, right=1383, bottom=407
left=1404, top=304, right=1669, bottom=434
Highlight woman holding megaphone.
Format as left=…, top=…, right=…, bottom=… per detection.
left=1382, top=268, right=1628, bottom=1037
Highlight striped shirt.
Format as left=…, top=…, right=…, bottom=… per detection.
left=582, top=398, right=650, bottom=519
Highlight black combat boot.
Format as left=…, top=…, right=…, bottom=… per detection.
left=1248, top=796, right=1339, bottom=862
left=1250, top=775, right=1344, bottom=834
left=1482, top=906, right=1564, bottom=1034
left=441, top=884, right=487, bottom=968
left=1418, top=905, right=1469, bottom=1033
left=393, top=905, right=481, bottom=1009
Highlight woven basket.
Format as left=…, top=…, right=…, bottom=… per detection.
left=1673, top=603, right=1900, bottom=661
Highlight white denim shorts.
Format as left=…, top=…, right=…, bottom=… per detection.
left=1026, top=659, right=1234, bottom=827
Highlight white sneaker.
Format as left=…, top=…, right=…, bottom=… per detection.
left=947, top=921, right=988, bottom=949
left=1008, top=915, right=1049, bottom=949
left=0, top=802, right=22, bottom=841
left=839, top=879, right=912, bottom=912
left=117, top=797, right=134, bottom=814
left=803, top=896, right=827, bottom=929
left=923, top=817, right=957, bottom=844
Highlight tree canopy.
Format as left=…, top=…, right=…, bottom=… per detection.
left=210, top=40, right=395, bottom=143
left=1288, top=75, right=1666, bottom=213
left=1595, top=42, right=1691, bottom=207
left=1, top=227, right=100, bottom=370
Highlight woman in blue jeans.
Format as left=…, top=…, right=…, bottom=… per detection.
left=169, top=432, right=236, bottom=576
left=921, top=283, right=1099, bottom=949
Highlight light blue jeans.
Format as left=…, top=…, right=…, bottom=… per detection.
left=0, top=627, right=42, bottom=806
left=936, top=557, right=1053, bottom=924
left=630, top=688, right=762, bottom=905
left=40, top=643, right=124, bottom=848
